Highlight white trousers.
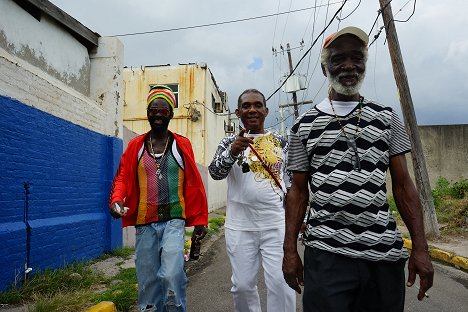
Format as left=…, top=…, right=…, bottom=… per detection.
left=225, top=227, right=296, bottom=312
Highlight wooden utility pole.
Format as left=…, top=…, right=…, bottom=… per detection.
left=379, top=0, right=440, bottom=237
left=286, top=43, right=299, bottom=119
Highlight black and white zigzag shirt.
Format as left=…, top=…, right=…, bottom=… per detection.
left=288, top=98, right=411, bottom=262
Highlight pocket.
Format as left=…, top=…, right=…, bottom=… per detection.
left=168, top=218, right=185, bottom=229
left=225, top=229, right=241, bottom=254
left=135, top=225, right=147, bottom=236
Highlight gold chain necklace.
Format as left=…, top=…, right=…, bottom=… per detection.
left=329, top=96, right=363, bottom=143
left=149, top=134, right=170, bottom=180
left=329, top=96, right=364, bottom=171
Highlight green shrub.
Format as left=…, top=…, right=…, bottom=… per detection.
left=387, top=196, right=400, bottom=220
left=431, top=177, right=468, bottom=234
left=432, top=177, right=451, bottom=208
left=450, top=179, right=468, bottom=199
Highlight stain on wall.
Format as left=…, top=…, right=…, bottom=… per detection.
left=0, top=30, right=90, bottom=95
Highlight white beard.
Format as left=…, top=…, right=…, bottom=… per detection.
left=326, top=68, right=366, bottom=96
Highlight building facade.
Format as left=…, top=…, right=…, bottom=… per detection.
left=0, top=0, right=123, bottom=291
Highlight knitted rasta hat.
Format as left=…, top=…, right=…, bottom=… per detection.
left=147, top=85, right=176, bottom=110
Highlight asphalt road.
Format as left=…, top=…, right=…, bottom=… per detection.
left=186, top=231, right=468, bottom=312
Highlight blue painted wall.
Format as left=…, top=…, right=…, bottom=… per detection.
left=0, top=95, right=122, bottom=291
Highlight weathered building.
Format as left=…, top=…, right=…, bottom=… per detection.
left=0, top=0, right=123, bottom=290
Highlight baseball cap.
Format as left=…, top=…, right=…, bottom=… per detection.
left=323, top=26, right=369, bottom=49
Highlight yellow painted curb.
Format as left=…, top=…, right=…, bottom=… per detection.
left=430, top=248, right=453, bottom=263
left=403, top=238, right=412, bottom=250
left=84, top=301, right=117, bottom=312
left=404, top=238, right=468, bottom=271
left=452, top=255, right=468, bottom=270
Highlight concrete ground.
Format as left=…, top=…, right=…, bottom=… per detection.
left=2, top=206, right=466, bottom=312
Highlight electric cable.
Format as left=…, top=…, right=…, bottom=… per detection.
left=265, top=0, right=349, bottom=102
left=110, top=2, right=345, bottom=37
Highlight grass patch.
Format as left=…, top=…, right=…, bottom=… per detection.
left=93, top=268, right=138, bottom=312
left=32, top=290, right=93, bottom=312
left=208, top=216, right=226, bottom=234
left=0, top=262, right=103, bottom=307
left=388, top=177, right=468, bottom=235
left=96, top=246, right=135, bottom=261
left=432, top=177, right=468, bottom=235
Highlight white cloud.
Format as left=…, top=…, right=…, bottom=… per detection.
left=47, top=0, right=468, bottom=127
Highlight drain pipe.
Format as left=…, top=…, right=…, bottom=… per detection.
left=23, top=182, right=32, bottom=281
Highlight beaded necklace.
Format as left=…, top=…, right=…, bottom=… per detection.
left=329, top=96, right=364, bottom=171
left=149, top=134, right=170, bottom=180
left=329, top=96, right=364, bottom=144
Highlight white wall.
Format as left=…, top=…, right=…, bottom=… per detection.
left=0, top=0, right=91, bottom=95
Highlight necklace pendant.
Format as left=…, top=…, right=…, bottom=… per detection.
left=156, top=168, right=162, bottom=180
left=346, top=136, right=357, bottom=149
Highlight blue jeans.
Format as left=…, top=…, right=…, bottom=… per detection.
left=135, top=219, right=186, bottom=312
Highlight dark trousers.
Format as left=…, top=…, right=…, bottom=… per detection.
left=303, top=247, right=406, bottom=312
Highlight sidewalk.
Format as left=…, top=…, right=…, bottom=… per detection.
left=404, top=234, right=468, bottom=271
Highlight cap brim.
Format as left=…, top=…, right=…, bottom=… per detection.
left=323, top=26, right=369, bottom=48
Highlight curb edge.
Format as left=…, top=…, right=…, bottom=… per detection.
left=84, top=301, right=117, bottom=312
left=403, top=238, right=468, bottom=270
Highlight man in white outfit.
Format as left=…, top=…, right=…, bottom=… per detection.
left=209, top=89, right=296, bottom=311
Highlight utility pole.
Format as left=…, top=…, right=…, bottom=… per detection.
left=286, top=43, right=299, bottom=119
left=379, top=0, right=440, bottom=237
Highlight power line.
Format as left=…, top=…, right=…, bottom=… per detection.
left=279, top=0, right=294, bottom=45
left=266, top=0, right=349, bottom=102
left=368, top=0, right=417, bottom=47
left=300, top=0, right=330, bottom=104
left=336, top=0, right=362, bottom=21
left=110, top=1, right=345, bottom=37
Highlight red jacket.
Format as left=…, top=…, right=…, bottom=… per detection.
left=109, top=131, right=208, bottom=227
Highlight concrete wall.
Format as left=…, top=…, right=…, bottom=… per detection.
left=385, top=124, right=468, bottom=196
left=406, top=125, right=468, bottom=186
left=0, top=0, right=91, bottom=95
left=122, top=64, right=233, bottom=212
left=0, top=0, right=123, bottom=291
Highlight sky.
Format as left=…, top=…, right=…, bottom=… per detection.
left=48, top=0, right=468, bottom=132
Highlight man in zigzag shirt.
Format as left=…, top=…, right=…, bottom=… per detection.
left=109, top=85, right=208, bottom=312
left=282, top=27, right=433, bottom=311
left=209, top=89, right=296, bottom=311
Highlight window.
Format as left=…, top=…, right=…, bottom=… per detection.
left=212, top=94, right=223, bottom=113
left=149, top=84, right=179, bottom=108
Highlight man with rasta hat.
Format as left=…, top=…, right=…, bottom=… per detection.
left=209, top=89, right=296, bottom=311
left=109, top=85, right=208, bottom=312
left=283, top=26, right=433, bottom=311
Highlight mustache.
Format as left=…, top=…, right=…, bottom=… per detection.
left=337, top=71, right=361, bottom=79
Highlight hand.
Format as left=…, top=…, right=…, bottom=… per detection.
left=192, top=225, right=207, bottom=241
left=110, top=201, right=126, bottom=219
left=230, top=128, right=254, bottom=157
left=407, top=249, right=434, bottom=301
left=282, top=250, right=304, bottom=294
